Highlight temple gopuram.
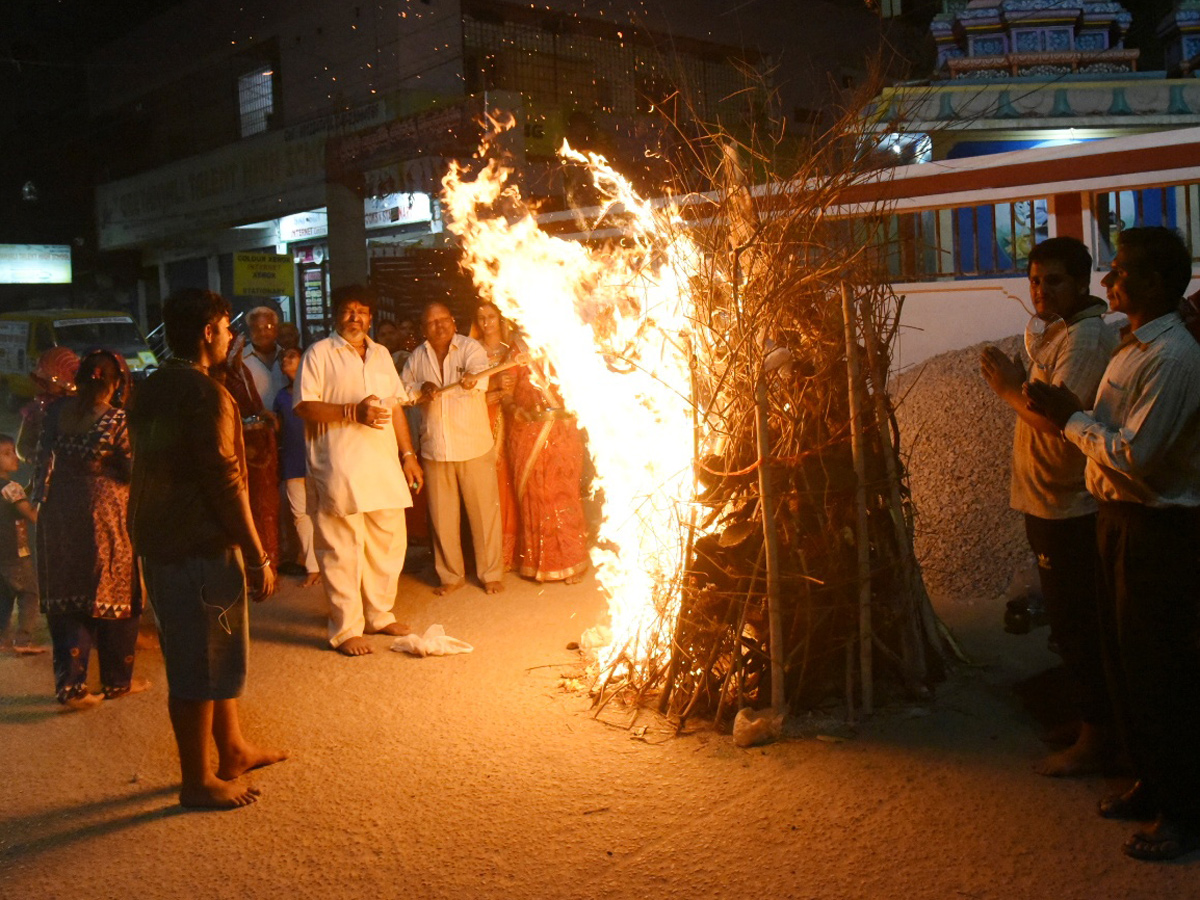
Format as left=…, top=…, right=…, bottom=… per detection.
left=869, top=1, right=1200, bottom=161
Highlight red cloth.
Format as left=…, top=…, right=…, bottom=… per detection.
left=482, top=344, right=520, bottom=570
left=223, top=361, right=280, bottom=562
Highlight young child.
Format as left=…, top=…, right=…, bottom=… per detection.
left=0, top=433, right=44, bottom=654
left=273, top=348, right=320, bottom=587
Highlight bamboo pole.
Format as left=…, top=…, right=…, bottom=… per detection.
left=755, top=376, right=786, bottom=715
left=841, top=282, right=873, bottom=716
left=858, top=298, right=928, bottom=690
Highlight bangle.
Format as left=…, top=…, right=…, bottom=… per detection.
left=343, top=403, right=355, bottom=424
left=401, top=450, right=415, bottom=459
left=247, top=554, right=271, bottom=571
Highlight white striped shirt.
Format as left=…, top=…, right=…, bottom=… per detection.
left=1064, top=312, right=1200, bottom=507
left=401, top=335, right=493, bottom=462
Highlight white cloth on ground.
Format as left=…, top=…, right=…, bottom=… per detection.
left=390, top=624, right=474, bottom=657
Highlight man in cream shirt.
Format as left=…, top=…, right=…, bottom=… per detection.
left=295, top=285, right=424, bottom=656
left=402, top=302, right=504, bottom=595
left=1027, top=227, right=1200, bottom=862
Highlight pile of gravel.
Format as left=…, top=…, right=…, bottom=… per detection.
left=892, top=335, right=1032, bottom=602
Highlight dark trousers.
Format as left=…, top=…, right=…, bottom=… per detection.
left=1024, top=513, right=1109, bottom=726
left=47, top=611, right=140, bottom=702
left=0, top=557, right=39, bottom=647
left=1096, top=501, right=1200, bottom=825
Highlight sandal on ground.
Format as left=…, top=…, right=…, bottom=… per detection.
left=1098, top=780, right=1157, bottom=820
left=1123, top=817, right=1200, bottom=862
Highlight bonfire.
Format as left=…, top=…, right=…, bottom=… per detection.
left=440, top=100, right=948, bottom=731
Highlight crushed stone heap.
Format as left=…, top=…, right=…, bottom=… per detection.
left=892, top=335, right=1033, bottom=602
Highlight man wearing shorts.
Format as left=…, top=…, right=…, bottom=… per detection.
left=129, top=288, right=286, bottom=810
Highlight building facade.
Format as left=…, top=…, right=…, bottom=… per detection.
left=857, top=0, right=1200, bottom=366
left=86, top=0, right=764, bottom=339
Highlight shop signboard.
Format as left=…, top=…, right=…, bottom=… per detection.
left=234, top=252, right=295, bottom=297
left=0, top=244, right=71, bottom=284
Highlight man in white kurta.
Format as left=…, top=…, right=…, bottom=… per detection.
left=402, top=302, right=504, bottom=595
left=295, top=286, right=424, bottom=656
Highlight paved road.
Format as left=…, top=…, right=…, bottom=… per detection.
left=0, top=551, right=1193, bottom=899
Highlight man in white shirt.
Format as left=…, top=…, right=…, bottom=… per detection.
left=294, top=285, right=425, bottom=656
left=242, top=306, right=287, bottom=410
left=981, top=236, right=1119, bottom=777
left=402, top=302, right=504, bottom=596
left=1027, top=227, right=1200, bottom=862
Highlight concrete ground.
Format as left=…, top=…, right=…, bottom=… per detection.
left=1, top=548, right=1195, bottom=900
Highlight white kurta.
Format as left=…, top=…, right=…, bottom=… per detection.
left=295, top=332, right=413, bottom=516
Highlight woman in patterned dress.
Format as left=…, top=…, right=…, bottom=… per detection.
left=32, top=350, right=143, bottom=710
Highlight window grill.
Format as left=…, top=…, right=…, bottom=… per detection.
left=1094, top=183, right=1200, bottom=265
left=238, top=67, right=275, bottom=138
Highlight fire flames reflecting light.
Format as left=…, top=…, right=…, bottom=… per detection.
left=442, top=143, right=708, bottom=678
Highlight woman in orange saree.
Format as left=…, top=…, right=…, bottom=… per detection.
left=506, top=362, right=588, bottom=584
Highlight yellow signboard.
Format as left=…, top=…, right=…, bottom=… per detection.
left=234, top=252, right=295, bottom=297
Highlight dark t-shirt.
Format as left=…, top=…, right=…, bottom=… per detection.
left=272, top=384, right=307, bottom=481
left=128, top=360, right=248, bottom=560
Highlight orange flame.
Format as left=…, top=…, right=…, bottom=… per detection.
left=442, top=142, right=707, bottom=678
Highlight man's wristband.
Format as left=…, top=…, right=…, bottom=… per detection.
left=246, top=554, right=271, bottom=571
left=343, top=403, right=355, bottom=424
left=401, top=450, right=416, bottom=460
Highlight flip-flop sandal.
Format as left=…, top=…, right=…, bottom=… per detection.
left=1123, top=820, right=1200, bottom=861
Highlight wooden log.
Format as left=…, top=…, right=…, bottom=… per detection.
left=841, top=281, right=873, bottom=716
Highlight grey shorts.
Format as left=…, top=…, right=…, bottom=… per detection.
left=142, top=548, right=248, bottom=701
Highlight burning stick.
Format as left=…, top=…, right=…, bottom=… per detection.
left=426, top=356, right=532, bottom=398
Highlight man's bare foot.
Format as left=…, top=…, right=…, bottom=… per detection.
left=434, top=581, right=466, bottom=596
left=60, top=693, right=103, bottom=712
left=217, top=745, right=290, bottom=781
left=366, top=622, right=412, bottom=636
left=105, top=677, right=152, bottom=699
left=336, top=636, right=373, bottom=656
left=302, top=572, right=322, bottom=587
left=1036, top=743, right=1104, bottom=777
left=1036, top=723, right=1107, bottom=777
left=484, top=581, right=505, bottom=594
left=180, top=779, right=263, bottom=810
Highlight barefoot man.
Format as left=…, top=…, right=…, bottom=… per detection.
left=294, top=284, right=424, bottom=656
left=402, top=302, right=505, bottom=596
left=129, top=289, right=287, bottom=809
left=980, top=236, right=1119, bottom=777
left=1027, top=227, right=1200, bottom=862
